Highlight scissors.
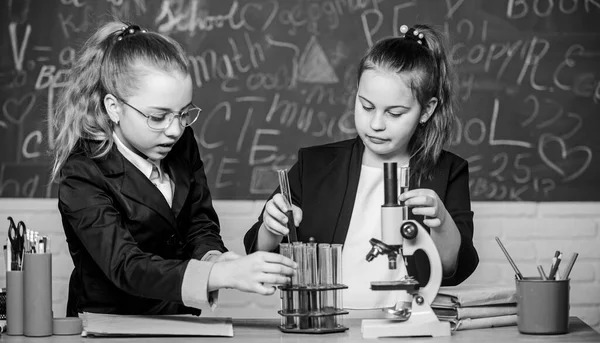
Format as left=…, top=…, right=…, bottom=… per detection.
left=7, top=216, right=26, bottom=270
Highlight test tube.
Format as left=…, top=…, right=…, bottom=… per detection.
left=318, top=244, right=334, bottom=329
left=331, top=244, right=343, bottom=327
left=292, top=242, right=309, bottom=329
left=279, top=243, right=295, bottom=329
left=305, top=242, right=319, bottom=328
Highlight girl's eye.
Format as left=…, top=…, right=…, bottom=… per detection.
left=388, top=112, right=403, bottom=117
left=362, top=105, right=374, bottom=111
left=148, top=114, right=168, bottom=123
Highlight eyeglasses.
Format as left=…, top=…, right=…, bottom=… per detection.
left=116, top=97, right=202, bottom=131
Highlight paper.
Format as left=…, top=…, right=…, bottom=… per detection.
left=432, top=285, right=516, bottom=308
left=80, top=312, right=233, bottom=337
left=453, top=315, right=517, bottom=331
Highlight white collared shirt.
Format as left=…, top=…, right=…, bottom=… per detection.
left=112, top=133, right=174, bottom=207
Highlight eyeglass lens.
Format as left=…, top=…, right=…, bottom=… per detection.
left=147, top=108, right=201, bottom=130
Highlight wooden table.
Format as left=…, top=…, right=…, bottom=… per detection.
left=1, top=317, right=598, bottom=342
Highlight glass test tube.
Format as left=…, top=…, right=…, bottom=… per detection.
left=318, top=244, right=335, bottom=328
left=305, top=242, right=319, bottom=328
left=331, top=244, right=343, bottom=327
left=279, top=243, right=295, bottom=329
left=292, top=242, right=309, bottom=329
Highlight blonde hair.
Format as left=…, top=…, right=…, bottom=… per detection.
left=357, top=24, right=457, bottom=183
left=50, top=21, right=189, bottom=182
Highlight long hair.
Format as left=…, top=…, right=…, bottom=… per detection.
left=357, top=24, right=457, bottom=184
left=50, top=21, right=189, bottom=183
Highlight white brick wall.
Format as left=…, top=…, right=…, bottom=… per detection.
left=1, top=199, right=599, bottom=332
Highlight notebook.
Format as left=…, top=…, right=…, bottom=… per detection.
left=80, top=312, right=233, bottom=337
left=432, top=285, right=517, bottom=309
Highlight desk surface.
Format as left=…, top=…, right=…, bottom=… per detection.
left=1, top=317, right=598, bottom=342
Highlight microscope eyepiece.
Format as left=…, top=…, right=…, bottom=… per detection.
left=383, top=162, right=398, bottom=206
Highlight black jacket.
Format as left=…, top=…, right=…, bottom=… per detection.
left=244, top=137, right=478, bottom=286
left=58, top=127, right=226, bottom=316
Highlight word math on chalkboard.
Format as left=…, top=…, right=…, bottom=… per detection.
left=1, top=0, right=598, bottom=201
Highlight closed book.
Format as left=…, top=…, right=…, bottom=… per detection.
left=80, top=312, right=233, bottom=337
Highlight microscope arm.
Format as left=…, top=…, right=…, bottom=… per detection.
left=402, top=221, right=443, bottom=306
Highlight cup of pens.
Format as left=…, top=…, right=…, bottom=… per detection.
left=496, top=237, right=577, bottom=335
left=516, top=277, right=569, bottom=334
left=5, top=217, right=53, bottom=337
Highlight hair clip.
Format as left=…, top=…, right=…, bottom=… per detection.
left=400, top=24, right=427, bottom=48
left=116, top=24, right=147, bottom=41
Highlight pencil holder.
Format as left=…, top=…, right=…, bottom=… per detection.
left=278, top=243, right=348, bottom=334
left=516, top=277, right=569, bottom=335
left=23, top=253, right=53, bottom=337
left=6, top=270, right=24, bottom=335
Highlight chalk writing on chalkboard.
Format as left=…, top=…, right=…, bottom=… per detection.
left=0, top=0, right=598, bottom=201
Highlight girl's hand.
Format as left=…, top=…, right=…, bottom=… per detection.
left=399, top=189, right=447, bottom=229
left=210, top=251, right=297, bottom=295
left=260, top=193, right=303, bottom=237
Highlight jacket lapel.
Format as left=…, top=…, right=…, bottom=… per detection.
left=331, top=138, right=364, bottom=245
left=120, top=159, right=177, bottom=227
left=97, top=144, right=177, bottom=228
left=164, top=153, right=191, bottom=219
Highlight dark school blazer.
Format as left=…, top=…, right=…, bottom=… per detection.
left=244, top=137, right=479, bottom=286
left=58, top=127, right=226, bottom=316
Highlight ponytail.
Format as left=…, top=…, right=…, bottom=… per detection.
left=51, top=23, right=121, bottom=183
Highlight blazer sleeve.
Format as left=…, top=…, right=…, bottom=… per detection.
left=441, top=158, right=479, bottom=286
left=182, top=130, right=227, bottom=260
left=58, top=158, right=189, bottom=301
left=244, top=150, right=304, bottom=254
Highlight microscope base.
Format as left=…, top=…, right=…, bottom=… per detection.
left=361, top=310, right=451, bottom=338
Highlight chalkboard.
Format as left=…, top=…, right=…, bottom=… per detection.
left=1, top=0, right=599, bottom=201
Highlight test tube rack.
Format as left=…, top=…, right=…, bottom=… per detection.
left=278, top=242, right=348, bottom=334
left=278, top=284, right=349, bottom=333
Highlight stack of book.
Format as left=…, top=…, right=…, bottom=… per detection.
left=432, top=285, right=517, bottom=331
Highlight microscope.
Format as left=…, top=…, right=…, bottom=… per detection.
left=361, top=162, right=451, bottom=338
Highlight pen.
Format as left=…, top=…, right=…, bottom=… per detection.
left=562, top=252, right=579, bottom=280
left=495, top=237, right=523, bottom=280
left=548, top=252, right=562, bottom=280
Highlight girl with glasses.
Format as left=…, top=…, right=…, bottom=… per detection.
left=245, top=24, right=479, bottom=312
left=51, top=22, right=295, bottom=317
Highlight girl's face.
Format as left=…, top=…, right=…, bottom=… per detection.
left=354, top=68, right=426, bottom=165
left=112, top=69, right=193, bottom=161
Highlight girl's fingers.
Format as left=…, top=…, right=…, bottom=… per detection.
left=253, top=284, right=277, bottom=295
left=424, top=217, right=442, bottom=228
left=292, top=206, right=303, bottom=226
left=259, top=262, right=295, bottom=276
left=258, top=273, right=292, bottom=286
left=405, top=195, right=432, bottom=207
left=263, top=215, right=289, bottom=236
left=266, top=200, right=288, bottom=224
left=259, top=252, right=297, bottom=269
left=272, top=193, right=290, bottom=212
left=411, top=206, right=437, bottom=217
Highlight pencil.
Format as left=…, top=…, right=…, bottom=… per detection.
left=562, top=252, right=579, bottom=280
left=495, top=237, right=523, bottom=280
left=536, top=265, right=548, bottom=280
